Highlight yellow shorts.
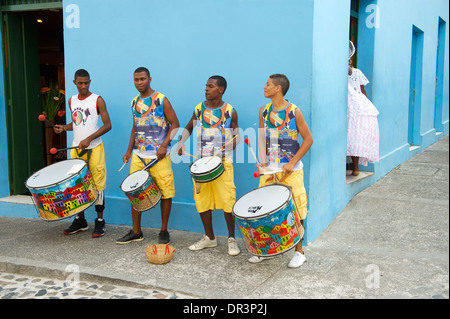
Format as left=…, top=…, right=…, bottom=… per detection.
left=193, top=158, right=236, bottom=213
left=71, top=143, right=107, bottom=192
left=130, top=153, right=175, bottom=199
left=259, top=169, right=308, bottom=220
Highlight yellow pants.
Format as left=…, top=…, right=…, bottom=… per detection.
left=259, top=169, right=308, bottom=220
left=70, top=143, right=106, bottom=192
left=130, top=153, right=175, bottom=199
left=193, top=158, right=236, bottom=213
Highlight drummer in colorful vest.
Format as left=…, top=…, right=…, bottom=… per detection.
left=54, top=69, right=112, bottom=237
left=176, top=75, right=241, bottom=256
left=251, top=74, right=313, bottom=268
left=116, top=67, right=179, bottom=245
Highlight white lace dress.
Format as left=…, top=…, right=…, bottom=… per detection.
left=347, top=68, right=379, bottom=166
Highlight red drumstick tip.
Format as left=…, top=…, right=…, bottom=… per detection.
left=253, top=172, right=260, bottom=178
left=38, top=114, right=46, bottom=121
left=50, top=148, right=57, bottom=154
left=244, top=137, right=250, bottom=144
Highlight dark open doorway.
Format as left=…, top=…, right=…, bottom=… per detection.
left=2, top=7, right=65, bottom=195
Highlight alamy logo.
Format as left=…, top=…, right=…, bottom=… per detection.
left=65, top=4, right=80, bottom=29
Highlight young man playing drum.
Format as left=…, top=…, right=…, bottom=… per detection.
left=176, top=75, right=241, bottom=256
left=252, top=74, right=313, bottom=268
left=116, top=67, right=179, bottom=245
left=54, top=69, right=112, bottom=237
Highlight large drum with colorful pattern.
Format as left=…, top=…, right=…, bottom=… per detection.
left=232, top=184, right=303, bottom=257
left=189, top=156, right=224, bottom=183
left=25, top=159, right=98, bottom=221
left=120, top=170, right=161, bottom=212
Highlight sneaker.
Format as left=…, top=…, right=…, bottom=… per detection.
left=248, top=256, right=274, bottom=264
left=158, top=230, right=170, bottom=244
left=227, top=237, right=240, bottom=256
left=288, top=252, right=306, bottom=268
left=116, top=230, right=144, bottom=244
left=188, top=235, right=217, bottom=251
left=92, top=218, right=106, bottom=238
left=63, top=217, right=88, bottom=235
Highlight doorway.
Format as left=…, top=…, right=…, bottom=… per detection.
left=408, top=25, right=424, bottom=147
left=434, top=17, right=446, bottom=133
left=2, top=6, right=65, bottom=195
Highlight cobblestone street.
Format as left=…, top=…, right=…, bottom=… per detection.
left=0, top=272, right=195, bottom=299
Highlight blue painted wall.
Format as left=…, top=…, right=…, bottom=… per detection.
left=306, top=0, right=351, bottom=242
left=60, top=0, right=315, bottom=238
left=0, top=0, right=448, bottom=245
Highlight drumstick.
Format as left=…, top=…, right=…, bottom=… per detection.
left=50, top=146, right=79, bottom=154
left=142, top=158, right=158, bottom=170
left=183, top=152, right=197, bottom=159
left=244, top=137, right=260, bottom=165
left=38, top=114, right=55, bottom=127
left=206, top=135, right=238, bottom=164
left=253, top=168, right=283, bottom=178
left=118, top=161, right=128, bottom=172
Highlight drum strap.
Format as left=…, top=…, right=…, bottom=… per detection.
left=137, top=155, right=159, bottom=170
left=76, top=149, right=92, bottom=162
left=265, top=172, right=290, bottom=184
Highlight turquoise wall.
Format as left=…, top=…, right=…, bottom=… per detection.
left=60, top=0, right=316, bottom=239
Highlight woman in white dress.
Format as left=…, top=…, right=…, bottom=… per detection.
left=347, top=42, right=379, bottom=176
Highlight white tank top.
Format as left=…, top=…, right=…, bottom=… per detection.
left=70, top=93, right=102, bottom=149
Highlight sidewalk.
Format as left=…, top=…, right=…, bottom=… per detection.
left=0, top=135, right=448, bottom=299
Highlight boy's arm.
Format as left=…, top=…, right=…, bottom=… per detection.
left=257, top=106, right=267, bottom=168
left=157, top=97, right=180, bottom=160
left=282, top=108, right=313, bottom=174
left=176, top=112, right=196, bottom=156
left=123, top=115, right=136, bottom=164
left=226, top=109, right=240, bottom=151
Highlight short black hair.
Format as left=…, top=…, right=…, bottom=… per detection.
left=74, top=69, right=90, bottom=80
left=209, top=75, right=227, bottom=94
left=269, top=74, right=290, bottom=96
left=134, top=67, right=150, bottom=77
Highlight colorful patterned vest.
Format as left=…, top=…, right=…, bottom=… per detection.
left=262, top=102, right=303, bottom=170
left=194, top=102, right=234, bottom=160
left=132, top=91, right=170, bottom=159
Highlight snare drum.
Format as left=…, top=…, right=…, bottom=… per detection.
left=120, top=170, right=162, bottom=212
left=232, top=184, right=303, bottom=257
left=25, top=159, right=98, bottom=221
left=189, top=156, right=224, bottom=183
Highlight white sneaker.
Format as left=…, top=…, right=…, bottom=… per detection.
left=189, top=235, right=217, bottom=251
left=288, top=252, right=306, bottom=268
left=227, top=237, right=240, bottom=256
left=248, top=256, right=274, bottom=264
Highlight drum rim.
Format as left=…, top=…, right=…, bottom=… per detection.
left=25, top=158, right=88, bottom=190
left=36, top=190, right=99, bottom=222
left=192, top=166, right=225, bottom=183
left=119, top=170, right=151, bottom=193
left=189, top=156, right=223, bottom=176
left=232, top=184, right=292, bottom=220
left=133, top=191, right=162, bottom=212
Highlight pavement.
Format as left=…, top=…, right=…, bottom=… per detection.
left=0, top=135, right=448, bottom=300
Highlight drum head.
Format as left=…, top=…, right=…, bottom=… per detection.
left=121, top=170, right=150, bottom=192
left=233, top=184, right=291, bottom=218
left=190, top=156, right=221, bottom=174
left=25, top=159, right=87, bottom=189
